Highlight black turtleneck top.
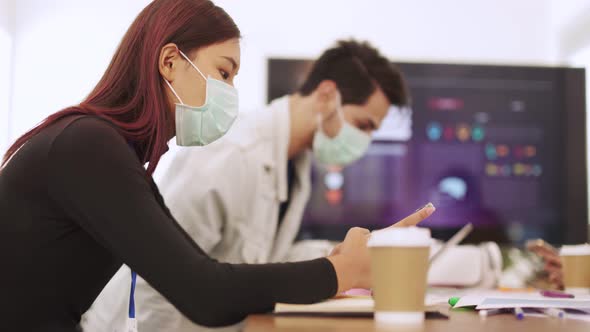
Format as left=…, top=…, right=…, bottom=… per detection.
left=0, top=116, right=337, bottom=331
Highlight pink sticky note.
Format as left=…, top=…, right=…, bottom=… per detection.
left=343, top=288, right=372, bottom=296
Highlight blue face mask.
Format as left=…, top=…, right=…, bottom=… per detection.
left=164, top=51, right=239, bottom=146
left=312, top=94, right=372, bottom=166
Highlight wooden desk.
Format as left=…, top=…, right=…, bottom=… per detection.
left=245, top=307, right=590, bottom=332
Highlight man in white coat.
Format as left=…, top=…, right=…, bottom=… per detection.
left=83, top=40, right=419, bottom=332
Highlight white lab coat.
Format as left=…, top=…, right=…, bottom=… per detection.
left=81, top=96, right=334, bottom=332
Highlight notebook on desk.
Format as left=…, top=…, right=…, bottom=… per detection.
left=274, top=296, right=373, bottom=317
left=275, top=296, right=373, bottom=315
left=274, top=295, right=449, bottom=318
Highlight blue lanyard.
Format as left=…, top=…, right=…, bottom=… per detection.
left=129, top=270, right=137, bottom=319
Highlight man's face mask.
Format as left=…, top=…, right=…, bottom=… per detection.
left=312, top=93, right=372, bottom=166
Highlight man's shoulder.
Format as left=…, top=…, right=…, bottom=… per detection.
left=159, top=106, right=281, bottom=184
left=221, top=108, right=278, bottom=150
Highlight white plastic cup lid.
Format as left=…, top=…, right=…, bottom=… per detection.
left=560, top=244, right=590, bottom=256
left=368, top=227, right=432, bottom=247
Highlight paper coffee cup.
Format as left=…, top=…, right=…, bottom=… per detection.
left=368, top=227, right=432, bottom=324
left=560, top=244, right=590, bottom=294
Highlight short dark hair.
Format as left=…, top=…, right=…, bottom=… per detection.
left=298, top=40, right=409, bottom=107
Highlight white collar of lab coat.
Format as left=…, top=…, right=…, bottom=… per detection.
left=267, top=95, right=310, bottom=203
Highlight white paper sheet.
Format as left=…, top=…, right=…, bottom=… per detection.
left=476, top=297, right=590, bottom=310
left=525, top=312, right=590, bottom=322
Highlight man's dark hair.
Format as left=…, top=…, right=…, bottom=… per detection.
left=299, top=40, right=409, bottom=106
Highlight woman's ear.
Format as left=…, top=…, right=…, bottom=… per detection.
left=159, top=43, right=181, bottom=82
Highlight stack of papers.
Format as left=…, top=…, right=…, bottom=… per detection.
left=452, top=291, right=590, bottom=310
left=451, top=290, right=590, bottom=322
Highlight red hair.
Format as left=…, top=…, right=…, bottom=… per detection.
left=2, top=0, right=240, bottom=175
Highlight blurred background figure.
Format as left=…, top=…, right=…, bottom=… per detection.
left=527, top=239, right=564, bottom=290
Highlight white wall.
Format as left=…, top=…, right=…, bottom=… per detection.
left=0, top=0, right=15, bottom=156
left=9, top=0, right=147, bottom=145
left=7, top=0, right=559, bottom=146
left=551, top=0, right=590, bottom=59
left=0, top=0, right=14, bottom=36
left=218, top=0, right=557, bottom=111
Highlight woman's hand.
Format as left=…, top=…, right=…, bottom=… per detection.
left=327, top=227, right=372, bottom=291
left=327, top=205, right=436, bottom=293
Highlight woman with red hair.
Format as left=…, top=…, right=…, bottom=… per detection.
left=0, top=0, right=427, bottom=331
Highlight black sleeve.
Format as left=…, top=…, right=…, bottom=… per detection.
left=46, top=118, right=338, bottom=327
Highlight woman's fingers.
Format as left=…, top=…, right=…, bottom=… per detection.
left=390, top=203, right=436, bottom=228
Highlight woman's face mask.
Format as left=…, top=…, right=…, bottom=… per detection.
left=312, top=93, right=372, bottom=166
left=164, top=50, right=239, bottom=147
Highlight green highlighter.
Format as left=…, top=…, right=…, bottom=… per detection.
left=448, top=297, right=460, bottom=307
left=448, top=297, right=475, bottom=311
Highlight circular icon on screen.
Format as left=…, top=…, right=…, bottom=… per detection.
left=501, top=165, right=512, bottom=176
left=486, top=144, right=497, bottom=160
left=438, top=177, right=467, bottom=200
left=525, top=146, right=537, bottom=158
left=472, top=125, right=485, bottom=142
left=456, top=123, right=471, bottom=142
left=513, top=163, right=525, bottom=176
left=443, top=126, right=455, bottom=141
left=486, top=163, right=499, bottom=176
left=496, top=145, right=510, bottom=158
left=324, top=171, right=344, bottom=190
left=513, top=145, right=524, bottom=159
left=426, top=122, right=443, bottom=141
